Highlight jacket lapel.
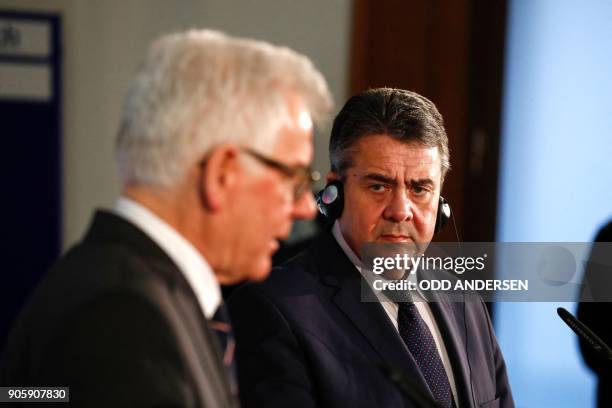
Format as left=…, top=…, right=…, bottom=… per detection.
left=427, top=291, right=476, bottom=408
left=312, top=232, right=434, bottom=400
left=86, top=210, right=236, bottom=406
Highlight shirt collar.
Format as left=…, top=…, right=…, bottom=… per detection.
left=331, top=220, right=424, bottom=302
left=114, top=196, right=222, bottom=318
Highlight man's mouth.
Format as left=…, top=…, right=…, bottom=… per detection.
left=378, top=234, right=411, bottom=243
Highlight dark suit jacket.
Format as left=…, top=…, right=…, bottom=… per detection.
left=229, top=231, right=513, bottom=408
left=0, top=211, right=236, bottom=407
left=578, top=220, right=612, bottom=408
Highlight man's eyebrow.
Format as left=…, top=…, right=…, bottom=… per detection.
left=363, top=173, right=397, bottom=185
left=363, top=173, right=435, bottom=188
left=411, top=178, right=435, bottom=187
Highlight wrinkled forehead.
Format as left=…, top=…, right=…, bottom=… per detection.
left=349, top=136, right=442, bottom=180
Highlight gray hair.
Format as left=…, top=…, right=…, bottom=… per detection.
left=116, top=29, right=333, bottom=187
left=329, top=88, right=450, bottom=180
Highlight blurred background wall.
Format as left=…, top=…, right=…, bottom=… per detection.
left=496, top=0, right=612, bottom=406
left=0, top=0, right=352, bottom=250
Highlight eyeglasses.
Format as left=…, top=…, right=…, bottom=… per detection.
left=241, top=148, right=316, bottom=201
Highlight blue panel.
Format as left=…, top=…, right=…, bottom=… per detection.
left=0, top=11, right=62, bottom=352
left=497, top=0, right=612, bottom=406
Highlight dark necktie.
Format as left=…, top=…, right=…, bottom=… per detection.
left=210, top=303, right=237, bottom=395
left=397, top=302, right=456, bottom=408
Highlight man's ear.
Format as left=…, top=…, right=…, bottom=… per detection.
left=199, top=144, right=240, bottom=212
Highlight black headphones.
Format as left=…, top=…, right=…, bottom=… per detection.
left=316, top=180, right=451, bottom=234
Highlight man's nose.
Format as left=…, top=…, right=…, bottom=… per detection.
left=382, top=188, right=413, bottom=222
left=291, top=191, right=317, bottom=220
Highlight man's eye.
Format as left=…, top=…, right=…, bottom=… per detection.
left=369, top=184, right=386, bottom=193
left=412, top=185, right=430, bottom=195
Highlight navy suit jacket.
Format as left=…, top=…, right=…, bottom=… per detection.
left=229, top=231, right=514, bottom=407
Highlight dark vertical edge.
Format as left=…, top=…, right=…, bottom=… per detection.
left=464, top=0, right=507, bottom=242
left=427, top=0, right=471, bottom=245
left=50, top=13, right=62, bottom=256
left=348, top=0, right=430, bottom=94
left=464, top=0, right=508, bottom=317
left=348, top=0, right=369, bottom=95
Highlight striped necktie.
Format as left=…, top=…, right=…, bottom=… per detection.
left=210, top=303, right=237, bottom=395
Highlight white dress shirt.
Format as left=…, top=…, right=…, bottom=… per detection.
left=331, top=221, right=458, bottom=405
left=114, top=196, right=222, bottom=319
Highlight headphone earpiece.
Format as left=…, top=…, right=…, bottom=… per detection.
left=315, top=180, right=344, bottom=220
left=435, top=196, right=451, bottom=234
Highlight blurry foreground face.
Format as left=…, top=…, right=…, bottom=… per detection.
left=230, top=99, right=317, bottom=281
left=337, top=134, right=442, bottom=258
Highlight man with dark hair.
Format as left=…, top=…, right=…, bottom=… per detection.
left=329, top=88, right=450, bottom=178
left=229, top=88, right=514, bottom=407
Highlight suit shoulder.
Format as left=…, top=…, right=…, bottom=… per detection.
left=246, top=247, right=321, bottom=295
left=7, top=238, right=185, bottom=356
left=228, top=247, right=331, bottom=320
left=47, top=238, right=179, bottom=302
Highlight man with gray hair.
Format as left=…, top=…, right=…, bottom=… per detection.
left=229, top=88, right=513, bottom=407
left=0, top=29, right=332, bottom=407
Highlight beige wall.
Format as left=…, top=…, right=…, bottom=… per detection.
left=0, top=0, right=352, bottom=248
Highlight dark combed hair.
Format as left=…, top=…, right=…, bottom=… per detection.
left=329, top=88, right=450, bottom=178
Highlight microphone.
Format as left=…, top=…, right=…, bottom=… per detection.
left=379, top=363, right=440, bottom=408
left=557, top=307, right=612, bottom=362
